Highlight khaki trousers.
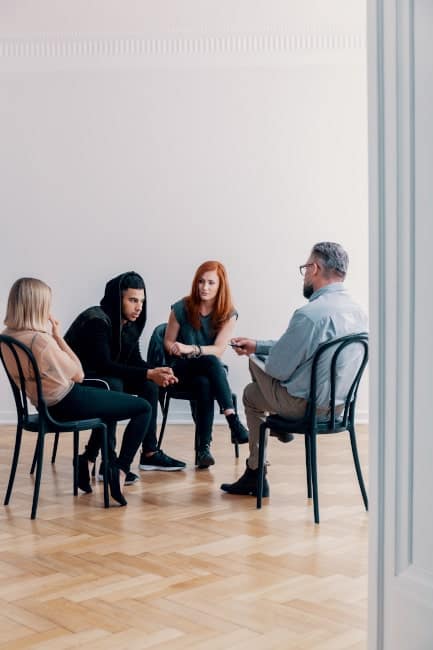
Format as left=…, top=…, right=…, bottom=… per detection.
left=243, top=358, right=307, bottom=469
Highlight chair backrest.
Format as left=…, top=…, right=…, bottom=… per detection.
left=306, top=332, right=368, bottom=431
left=0, top=334, right=51, bottom=423
left=147, top=323, right=168, bottom=367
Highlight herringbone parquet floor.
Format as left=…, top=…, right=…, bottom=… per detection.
left=0, top=422, right=368, bottom=649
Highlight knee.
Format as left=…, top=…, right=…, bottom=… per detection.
left=135, top=397, right=152, bottom=417
left=243, top=382, right=261, bottom=410
left=200, top=355, right=230, bottom=386
left=201, top=354, right=223, bottom=373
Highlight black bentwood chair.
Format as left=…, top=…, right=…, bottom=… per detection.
left=31, top=378, right=111, bottom=475
left=157, top=384, right=239, bottom=463
left=0, top=334, right=109, bottom=519
left=256, top=333, right=369, bottom=524
left=148, top=323, right=240, bottom=461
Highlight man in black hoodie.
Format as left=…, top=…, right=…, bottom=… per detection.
left=65, top=271, right=186, bottom=479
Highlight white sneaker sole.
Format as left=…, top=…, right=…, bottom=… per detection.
left=138, top=464, right=185, bottom=471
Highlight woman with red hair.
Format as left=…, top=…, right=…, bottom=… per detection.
left=164, top=260, right=249, bottom=468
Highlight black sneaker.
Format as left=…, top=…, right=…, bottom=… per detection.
left=220, top=461, right=269, bottom=497
left=195, top=445, right=215, bottom=469
left=96, top=464, right=139, bottom=485
left=226, top=414, right=249, bottom=444
left=139, top=450, right=186, bottom=471
left=124, top=471, right=140, bottom=485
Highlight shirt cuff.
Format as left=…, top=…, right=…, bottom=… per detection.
left=255, top=340, right=273, bottom=355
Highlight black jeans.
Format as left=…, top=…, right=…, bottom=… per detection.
left=86, top=375, right=159, bottom=455
left=49, top=383, right=151, bottom=474
left=172, top=355, right=234, bottom=448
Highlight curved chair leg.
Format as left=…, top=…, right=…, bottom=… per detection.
left=31, top=432, right=45, bottom=519
left=51, top=432, right=60, bottom=464
left=310, top=432, right=320, bottom=524
left=349, top=424, right=368, bottom=510
left=304, top=434, right=312, bottom=499
left=157, top=393, right=170, bottom=449
left=4, top=423, right=23, bottom=505
left=72, top=430, right=79, bottom=496
left=232, top=393, right=240, bottom=458
left=100, top=424, right=109, bottom=508
left=190, top=401, right=201, bottom=464
left=256, top=422, right=267, bottom=509
left=30, top=438, right=38, bottom=475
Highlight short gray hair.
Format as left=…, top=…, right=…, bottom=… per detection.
left=311, top=242, right=349, bottom=278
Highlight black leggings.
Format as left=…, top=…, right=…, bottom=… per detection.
left=172, top=355, right=234, bottom=447
left=87, top=375, right=159, bottom=454
left=49, top=383, right=151, bottom=473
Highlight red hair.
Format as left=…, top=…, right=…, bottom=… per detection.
left=185, top=260, right=235, bottom=332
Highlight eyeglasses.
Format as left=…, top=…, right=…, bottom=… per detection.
left=299, top=263, right=315, bottom=277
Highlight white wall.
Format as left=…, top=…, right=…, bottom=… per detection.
left=0, top=1, right=368, bottom=422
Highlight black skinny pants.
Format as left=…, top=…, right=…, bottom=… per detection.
left=49, top=383, right=151, bottom=474
left=172, top=355, right=234, bottom=448
left=85, top=375, right=159, bottom=455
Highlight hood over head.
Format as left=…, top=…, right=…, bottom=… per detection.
left=100, top=271, right=147, bottom=355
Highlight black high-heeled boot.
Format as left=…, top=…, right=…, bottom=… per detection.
left=226, top=413, right=249, bottom=444
left=195, top=444, right=215, bottom=469
left=108, top=465, right=127, bottom=506
left=77, top=453, right=92, bottom=493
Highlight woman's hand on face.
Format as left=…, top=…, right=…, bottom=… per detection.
left=49, top=315, right=61, bottom=339
left=169, top=342, right=192, bottom=357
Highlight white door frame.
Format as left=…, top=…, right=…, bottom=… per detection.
left=368, top=1, right=433, bottom=648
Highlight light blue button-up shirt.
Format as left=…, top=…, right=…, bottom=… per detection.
left=255, top=283, right=368, bottom=406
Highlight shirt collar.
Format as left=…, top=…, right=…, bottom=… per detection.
left=309, top=282, right=346, bottom=302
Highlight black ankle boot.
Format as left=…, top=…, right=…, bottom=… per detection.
left=226, top=413, right=249, bottom=444
left=220, top=461, right=269, bottom=497
left=195, top=444, right=215, bottom=469
left=108, top=465, right=127, bottom=506
left=77, top=453, right=92, bottom=493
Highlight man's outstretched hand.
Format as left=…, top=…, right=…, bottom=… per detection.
left=230, top=337, right=257, bottom=356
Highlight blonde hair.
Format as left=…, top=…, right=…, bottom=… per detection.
left=4, top=277, right=51, bottom=331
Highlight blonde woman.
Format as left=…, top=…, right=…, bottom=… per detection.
left=2, top=277, right=152, bottom=506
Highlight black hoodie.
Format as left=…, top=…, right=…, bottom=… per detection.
left=65, top=272, right=150, bottom=382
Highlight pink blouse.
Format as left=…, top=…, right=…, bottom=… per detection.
left=1, top=328, right=84, bottom=407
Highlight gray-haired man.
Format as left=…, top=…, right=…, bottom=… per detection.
left=220, top=242, right=368, bottom=497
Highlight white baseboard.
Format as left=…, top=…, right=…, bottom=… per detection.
left=0, top=411, right=21, bottom=425
left=166, top=408, right=370, bottom=425
left=0, top=408, right=370, bottom=426
left=356, top=409, right=369, bottom=424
